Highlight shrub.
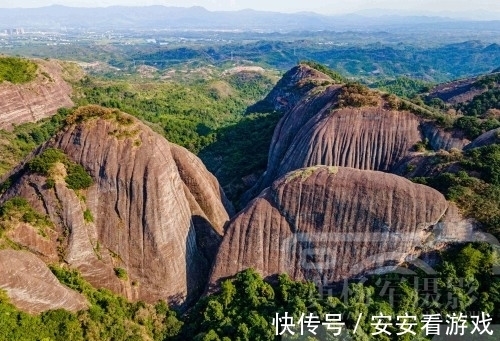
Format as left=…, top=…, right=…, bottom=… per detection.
left=114, top=267, right=128, bottom=280
left=28, top=148, right=66, bottom=175
left=28, top=148, right=93, bottom=190
left=45, top=178, right=55, bottom=189
left=453, top=116, right=500, bottom=140
left=299, top=61, right=345, bottom=84
left=65, top=105, right=115, bottom=125
left=462, top=144, right=500, bottom=185
left=83, top=209, right=94, bottom=223
left=0, top=197, right=53, bottom=231
left=65, top=105, right=134, bottom=127
left=413, top=138, right=430, bottom=152
left=337, top=82, right=379, bottom=108
left=65, top=164, right=93, bottom=190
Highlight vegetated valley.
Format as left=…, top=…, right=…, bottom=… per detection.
left=1, top=27, right=500, bottom=341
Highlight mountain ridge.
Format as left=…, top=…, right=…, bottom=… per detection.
left=1, top=5, right=499, bottom=32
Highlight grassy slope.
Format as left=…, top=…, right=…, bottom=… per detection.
left=0, top=56, right=38, bottom=84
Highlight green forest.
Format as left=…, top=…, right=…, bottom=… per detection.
left=0, top=243, right=498, bottom=340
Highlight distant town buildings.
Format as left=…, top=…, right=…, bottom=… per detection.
left=3, top=28, right=25, bottom=35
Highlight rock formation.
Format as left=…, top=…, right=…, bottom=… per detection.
left=464, top=127, right=500, bottom=150
left=0, top=58, right=74, bottom=130
left=421, top=122, right=470, bottom=151
left=210, top=166, right=468, bottom=287
left=243, top=64, right=471, bottom=204
left=248, top=64, right=333, bottom=113
left=244, top=66, right=424, bottom=202
left=426, top=72, right=500, bottom=105
left=0, top=249, right=88, bottom=314
left=0, top=105, right=231, bottom=308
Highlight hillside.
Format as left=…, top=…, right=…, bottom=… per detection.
left=1, top=61, right=500, bottom=340
left=0, top=57, right=75, bottom=131
left=426, top=71, right=500, bottom=105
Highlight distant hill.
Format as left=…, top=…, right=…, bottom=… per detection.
left=426, top=71, right=500, bottom=105
left=1, top=5, right=500, bottom=32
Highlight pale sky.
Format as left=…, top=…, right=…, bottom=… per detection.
left=0, top=0, right=499, bottom=16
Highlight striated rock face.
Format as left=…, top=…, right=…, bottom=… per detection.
left=0, top=249, right=88, bottom=314
left=243, top=66, right=424, bottom=203
left=421, top=122, right=469, bottom=151
left=464, top=127, right=500, bottom=150
left=170, top=143, right=234, bottom=260
left=1, top=106, right=231, bottom=308
left=0, top=59, right=74, bottom=130
left=426, top=72, right=500, bottom=105
left=269, top=107, right=421, bottom=178
left=210, top=166, right=466, bottom=287
left=242, top=65, right=475, bottom=204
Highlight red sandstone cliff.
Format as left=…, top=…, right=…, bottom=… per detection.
left=1, top=105, right=232, bottom=309
left=0, top=59, right=74, bottom=130
left=242, top=65, right=470, bottom=204
left=211, top=166, right=469, bottom=288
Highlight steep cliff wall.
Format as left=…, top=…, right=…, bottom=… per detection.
left=243, top=65, right=472, bottom=204
left=211, top=166, right=466, bottom=287
left=243, top=71, right=424, bottom=202
left=1, top=106, right=231, bottom=308
left=421, top=122, right=470, bottom=151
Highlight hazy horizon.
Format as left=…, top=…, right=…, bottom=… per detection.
left=1, top=0, right=499, bottom=19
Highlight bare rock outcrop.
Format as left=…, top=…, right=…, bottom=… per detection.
left=243, top=66, right=424, bottom=203
left=421, top=122, right=470, bottom=151
left=464, top=127, right=500, bottom=150
left=426, top=72, right=500, bottom=105
left=391, top=152, right=462, bottom=178
left=210, top=166, right=467, bottom=287
left=0, top=59, right=74, bottom=130
left=247, top=64, right=333, bottom=113
left=243, top=65, right=472, bottom=204
left=0, top=249, right=88, bottom=314
left=1, top=106, right=231, bottom=308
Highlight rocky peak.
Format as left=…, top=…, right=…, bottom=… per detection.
left=242, top=65, right=472, bottom=204
left=242, top=78, right=424, bottom=203
left=249, top=63, right=335, bottom=113
left=0, top=105, right=231, bottom=309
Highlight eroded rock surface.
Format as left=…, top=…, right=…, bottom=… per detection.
left=421, top=122, right=469, bottom=151
left=464, top=127, right=500, bottom=150
left=243, top=66, right=425, bottom=202
left=1, top=106, right=231, bottom=308
left=0, top=59, right=74, bottom=130
left=0, top=249, right=88, bottom=314
left=243, top=65, right=471, bottom=204
left=211, top=166, right=467, bottom=287
left=426, top=72, right=500, bottom=105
